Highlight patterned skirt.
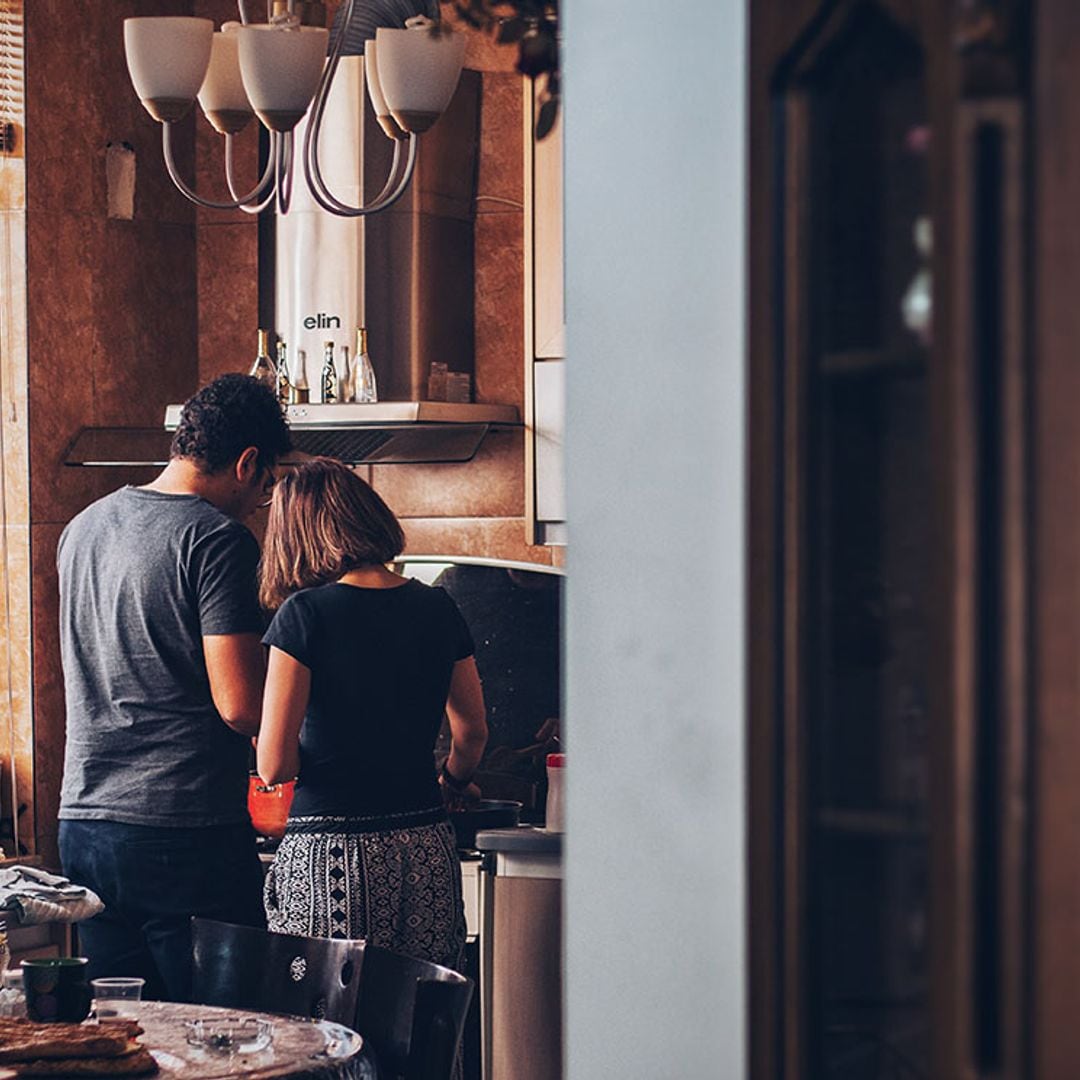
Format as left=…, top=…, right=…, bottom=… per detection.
left=263, top=812, right=466, bottom=972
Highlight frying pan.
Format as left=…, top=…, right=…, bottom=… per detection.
left=449, top=799, right=522, bottom=849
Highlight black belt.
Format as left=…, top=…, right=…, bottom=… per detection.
left=283, top=804, right=447, bottom=835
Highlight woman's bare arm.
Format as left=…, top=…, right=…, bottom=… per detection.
left=256, top=646, right=311, bottom=785
left=443, top=656, right=488, bottom=785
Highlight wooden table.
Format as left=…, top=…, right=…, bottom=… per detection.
left=0, top=1002, right=376, bottom=1080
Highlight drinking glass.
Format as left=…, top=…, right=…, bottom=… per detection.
left=22, top=958, right=91, bottom=1023
left=91, top=977, right=145, bottom=1021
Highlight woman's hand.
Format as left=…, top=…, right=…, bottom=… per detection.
left=439, top=774, right=482, bottom=812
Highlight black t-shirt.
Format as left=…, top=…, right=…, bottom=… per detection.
left=262, top=579, right=474, bottom=818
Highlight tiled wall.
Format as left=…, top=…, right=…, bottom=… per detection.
left=18, top=5, right=557, bottom=862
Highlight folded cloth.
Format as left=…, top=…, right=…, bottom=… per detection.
left=0, top=866, right=103, bottom=926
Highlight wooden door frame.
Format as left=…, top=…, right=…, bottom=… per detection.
left=748, top=4, right=1032, bottom=1079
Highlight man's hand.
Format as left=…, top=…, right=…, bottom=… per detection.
left=534, top=717, right=560, bottom=744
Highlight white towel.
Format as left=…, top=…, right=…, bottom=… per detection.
left=0, top=865, right=103, bottom=925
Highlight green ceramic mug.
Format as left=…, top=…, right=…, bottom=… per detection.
left=21, top=957, right=92, bottom=1023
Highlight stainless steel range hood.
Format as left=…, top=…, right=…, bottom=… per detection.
left=172, top=401, right=520, bottom=465
left=64, top=401, right=520, bottom=468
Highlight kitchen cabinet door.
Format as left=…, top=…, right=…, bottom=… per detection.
left=525, top=81, right=565, bottom=545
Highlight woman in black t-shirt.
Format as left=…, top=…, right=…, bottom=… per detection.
left=256, top=458, right=488, bottom=968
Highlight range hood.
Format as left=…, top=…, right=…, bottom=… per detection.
left=64, top=401, right=520, bottom=468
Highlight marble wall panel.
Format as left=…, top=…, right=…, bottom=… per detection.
left=29, top=521, right=63, bottom=866
left=371, top=426, right=523, bottom=519
left=476, top=72, right=524, bottom=206
left=25, top=0, right=196, bottom=226
left=198, top=223, right=260, bottom=386
left=24, top=214, right=116, bottom=525
left=91, top=223, right=200, bottom=427
left=402, top=515, right=554, bottom=565
left=474, top=211, right=524, bottom=406
left=25, top=212, right=196, bottom=524
left=447, top=12, right=521, bottom=75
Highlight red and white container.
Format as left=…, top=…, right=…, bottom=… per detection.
left=545, top=752, right=565, bottom=833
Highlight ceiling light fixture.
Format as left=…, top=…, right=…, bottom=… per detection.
left=122, top=0, right=465, bottom=217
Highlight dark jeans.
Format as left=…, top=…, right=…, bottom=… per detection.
left=58, top=819, right=266, bottom=1003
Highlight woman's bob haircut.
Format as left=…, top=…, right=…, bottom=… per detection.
left=260, top=457, right=405, bottom=610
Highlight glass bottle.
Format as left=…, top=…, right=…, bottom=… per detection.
left=321, top=340, right=339, bottom=403
left=291, top=349, right=310, bottom=404
left=275, top=339, right=292, bottom=405
left=354, top=326, right=378, bottom=403
left=339, top=344, right=353, bottom=403
left=248, top=328, right=277, bottom=390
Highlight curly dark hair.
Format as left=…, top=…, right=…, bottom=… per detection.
left=171, top=374, right=291, bottom=474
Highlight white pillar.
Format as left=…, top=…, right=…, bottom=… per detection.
left=562, top=0, right=747, bottom=1076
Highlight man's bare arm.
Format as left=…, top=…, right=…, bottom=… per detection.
left=203, top=633, right=266, bottom=737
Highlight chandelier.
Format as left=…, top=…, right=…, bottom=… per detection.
left=122, top=0, right=465, bottom=217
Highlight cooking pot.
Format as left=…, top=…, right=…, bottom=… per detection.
left=449, top=799, right=522, bottom=849
left=247, top=773, right=295, bottom=839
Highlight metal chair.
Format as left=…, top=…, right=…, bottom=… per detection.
left=190, top=917, right=364, bottom=1026
left=354, top=944, right=474, bottom=1080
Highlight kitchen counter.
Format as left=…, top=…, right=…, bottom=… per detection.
left=475, top=826, right=562, bottom=856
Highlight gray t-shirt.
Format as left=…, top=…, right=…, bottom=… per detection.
left=57, top=487, right=263, bottom=827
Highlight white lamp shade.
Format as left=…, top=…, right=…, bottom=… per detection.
left=124, top=17, right=214, bottom=123
left=197, top=30, right=254, bottom=135
left=237, top=25, right=330, bottom=132
left=363, top=41, right=405, bottom=141
left=374, top=25, right=465, bottom=134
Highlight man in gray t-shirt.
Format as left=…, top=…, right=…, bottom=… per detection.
left=57, top=374, right=291, bottom=1001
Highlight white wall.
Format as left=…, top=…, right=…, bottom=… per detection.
left=562, top=0, right=747, bottom=1076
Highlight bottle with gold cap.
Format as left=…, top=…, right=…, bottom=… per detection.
left=354, top=326, right=378, bottom=403
left=275, top=339, right=291, bottom=405
left=249, top=328, right=277, bottom=391
left=291, top=349, right=310, bottom=404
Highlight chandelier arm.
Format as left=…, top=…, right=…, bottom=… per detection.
left=276, top=130, right=295, bottom=216
left=304, top=128, right=418, bottom=217
left=302, top=0, right=422, bottom=217
left=364, top=133, right=419, bottom=211
left=306, top=132, right=419, bottom=217
left=223, top=131, right=278, bottom=210
left=372, top=137, right=405, bottom=202
left=162, top=122, right=267, bottom=212
left=304, top=127, right=403, bottom=217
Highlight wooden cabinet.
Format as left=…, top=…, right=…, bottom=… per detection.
left=524, top=82, right=565, bottom=546
left=749, top=2, right=1037, bottom=1077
